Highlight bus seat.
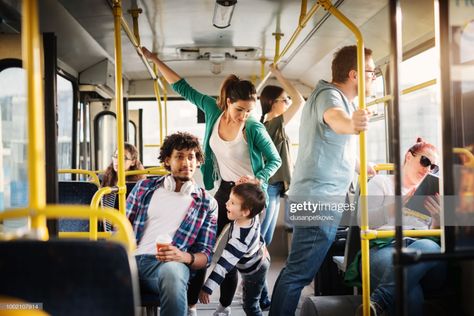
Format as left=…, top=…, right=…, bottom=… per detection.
left=300, top=295, right=361, bottom=316
left=0, top=239, right=139, bottom=316
left=57, top=181, right=98, bottom=232
left=332, top=185, right=361, bottom=274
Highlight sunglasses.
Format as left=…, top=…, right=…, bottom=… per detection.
left=410, top=151, right=439, bottom=173
left=275, top=97, right=291, bottom=105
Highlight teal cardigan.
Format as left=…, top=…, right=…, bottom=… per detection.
left=171, top=78, right=282, bottom=197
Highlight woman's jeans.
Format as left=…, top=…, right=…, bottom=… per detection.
left=368, top=238, right=446, bottom=316
left=136, top=255, right=190, bottom=316
left=261, top=182, right=284, bottom=246
left=242, top=257, right=271, bottom=316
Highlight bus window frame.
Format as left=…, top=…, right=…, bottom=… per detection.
left=56, top=70, right=78, bottom=179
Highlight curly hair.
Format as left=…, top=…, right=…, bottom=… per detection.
left=158, top=132, right=204, bottom=171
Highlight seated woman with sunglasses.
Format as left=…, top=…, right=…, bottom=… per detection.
left=349, top=137, right=446, bottom=316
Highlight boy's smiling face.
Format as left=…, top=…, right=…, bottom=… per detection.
left=225, top=192, right=250, bottom=221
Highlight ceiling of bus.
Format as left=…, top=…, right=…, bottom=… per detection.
left=0, top=0, right=435, bottom=92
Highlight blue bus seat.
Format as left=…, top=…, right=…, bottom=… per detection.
left=58, top=181, right=98, bottom=232
left=0, top=240, right=139, bottom=316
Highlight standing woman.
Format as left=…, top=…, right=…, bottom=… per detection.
left=259, top=64, right=305, bottom=246
left=141, top=47, right=281, bottom=315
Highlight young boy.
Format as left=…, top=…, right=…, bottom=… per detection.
left=199, top=183, right=270, bottom=316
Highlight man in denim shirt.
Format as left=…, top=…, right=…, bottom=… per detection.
left=270, top=46, right=375, bottom=315
left=127, top=132, right=217, bottom=316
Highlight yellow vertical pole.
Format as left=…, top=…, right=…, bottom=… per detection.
left=260, top=57, right=266, bottom=81
left=112, top=0, right=126, bottom=215
left=161, top=77, right=168, bottom=137
left=153, top=65, right=164, bottom=146
left=128, top=8, right=143, bottom=46
left=319, top=1, right=369, bottom=315
left=22, top=0, right=48, bottom=239
left=272, top=32, right=283, bottom=63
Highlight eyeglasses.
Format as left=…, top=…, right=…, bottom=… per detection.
left=410, top=151, right=439, bottom=173
left=112, top=154, right=133, bottom=161
left=275, top=97, right=291, bottom=105
left=365, top=69, right=377, bottom=79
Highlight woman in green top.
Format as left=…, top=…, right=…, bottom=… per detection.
left=259, top=64, right=305, bottom=246
left=141, top=47, right=281, bottom=315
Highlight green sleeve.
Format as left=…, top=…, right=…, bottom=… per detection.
left=171, top=78, right=220, bottom=114
left=253, top=123, right=282, bottom=183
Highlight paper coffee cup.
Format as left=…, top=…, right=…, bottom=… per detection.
left=155, top=234, right=172, bottom=252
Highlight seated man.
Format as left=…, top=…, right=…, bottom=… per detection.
left=126, top=132, right=218, bottom=316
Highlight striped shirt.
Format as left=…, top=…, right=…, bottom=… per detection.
left=101, top=194, right=116, bottom=231
left=202, top=217, right=266, bottom=295
left=126, top=176, right=218, bottom=264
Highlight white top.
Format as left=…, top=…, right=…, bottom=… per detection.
left=364, top=175, right=430, bottom=230
left=135, top=185, right=193, bottom=256
left=209, top=114, right=253, bottom=182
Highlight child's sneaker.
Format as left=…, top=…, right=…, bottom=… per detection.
left=259, top=297, right=271, bottom=311
left=212, top=303, right=231, bottom=316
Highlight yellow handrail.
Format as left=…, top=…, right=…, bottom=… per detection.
left=119, top=7, right=164, bottom=90
left=91, top=187, right=116, bottom=209
left=112, top=0, right=127, bottom=216
left=125, top=166, right=168, bottom=177
left=454, top=147, right=474, bottom=167
left=318, top=1, right=370, bottom=314
left=361, top=229, right=442, bottom=240
left=256, top=0, right=320, bottom=92
left=153, top=64, right=164, bottom=146
left=0, top=206, right=136, bottom=252
left=367, top=79, right=437, bottom=107
left=22, top=0, right=48, bottom=240
left=374, top=163, right=394, bottom=171
left=161, top=77, right=169, bottom=137
left=58, top=169, right=101, bottom=187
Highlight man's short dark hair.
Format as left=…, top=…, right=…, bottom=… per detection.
left=332, top=45, right=373, bottom=84
left=231, top=183, right=266, bottom=218
left=158, top=132, right=204, bottom=171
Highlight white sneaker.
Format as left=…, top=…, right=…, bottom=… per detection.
left=212, top=304, right=231, bottom=316
left=188, top=306, right=197, bottom=316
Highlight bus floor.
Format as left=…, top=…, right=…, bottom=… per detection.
left=190, top=256, right=314, bottom=316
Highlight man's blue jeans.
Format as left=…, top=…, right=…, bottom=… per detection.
left=261, top=182, right=284, bottom=246
left=242, top=256, right=271, bottom=316
left=269, top=221, right=340, bottom=315
left=369, top=238, right=446, bottom=316
left=135, top=255, right=190, bottom=316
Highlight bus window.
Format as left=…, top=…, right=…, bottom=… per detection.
left=128, top=120, right=137, bottom=147
left=399, top=47, right=440, bottom=153
left=367, top=74, right=388, bottom=163
left=129, top=100, right=205, bottom=166
left=57, top=75, right=73, bottom=180
left=95, top=113, right=117, bottom=170
left=0, top=64, right=28, bottom=231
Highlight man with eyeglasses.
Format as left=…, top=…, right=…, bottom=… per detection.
left=270, top=45, right=375, bottom=316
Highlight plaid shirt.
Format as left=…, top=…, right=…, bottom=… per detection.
left=126, top=176, right=218, bottom=264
